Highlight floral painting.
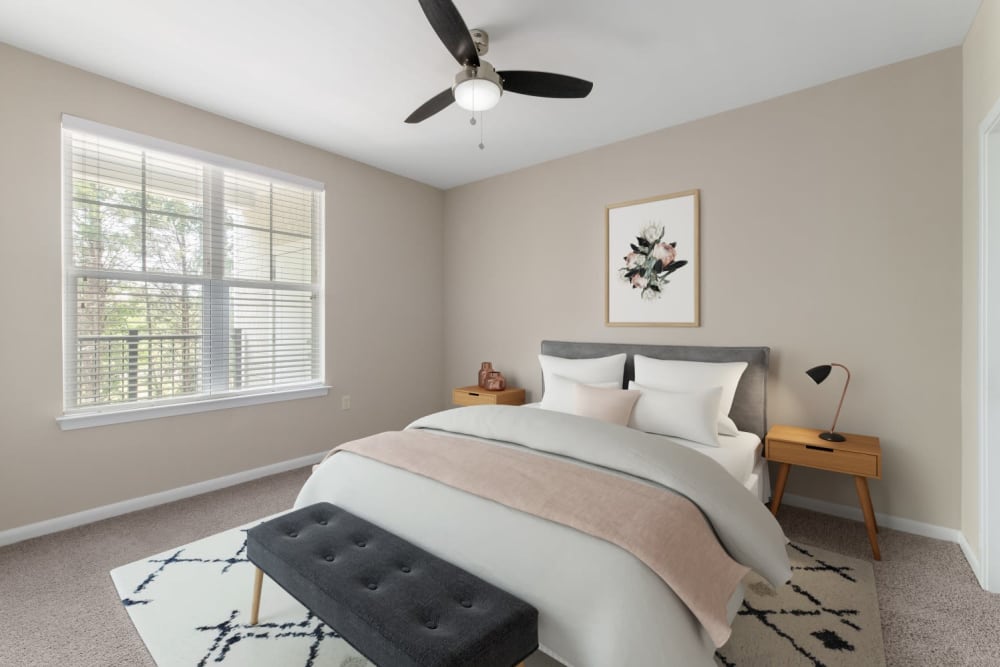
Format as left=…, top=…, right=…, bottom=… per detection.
left=606, top=190, right=699, bottom=326
left=620, top=224, right=688, bottom=300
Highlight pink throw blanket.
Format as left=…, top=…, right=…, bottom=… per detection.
left=324, top=429, right=748, bottom=647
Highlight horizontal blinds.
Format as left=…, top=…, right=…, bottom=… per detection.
left=64, top=126, right=324, bottom=411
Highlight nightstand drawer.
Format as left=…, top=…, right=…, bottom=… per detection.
left=767, top=439, right=879, bottom=477
left=452, top=386, right=526, bottom=406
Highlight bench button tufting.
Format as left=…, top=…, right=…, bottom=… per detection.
left=325, top=555, right=335, bottom=562
left=425, top=621, right=437, bottom=630
left=288, top=532, right=298, bottom=538
left=461, top=600, right=472, bottom=608
left=356, top=540, right=366, bottom=547
left=319, top=520, right=328, bottom=525
left=367, top=583, right=378, bottom=590
left=401, top=566, right=411, bottom=573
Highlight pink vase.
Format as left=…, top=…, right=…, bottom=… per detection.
left=478, top=362, right=494, bottom=388
left=484, top=371, right=506, bottom=391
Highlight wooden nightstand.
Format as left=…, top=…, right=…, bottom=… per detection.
left=452, top=385, right=526, bottom=407
left=765, top=424, right=882, bottom=560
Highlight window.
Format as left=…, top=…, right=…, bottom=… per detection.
left=60, top=117, right=325, bottom=428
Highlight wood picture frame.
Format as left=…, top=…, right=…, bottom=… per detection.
left=605, top=189, right=700, bottom=327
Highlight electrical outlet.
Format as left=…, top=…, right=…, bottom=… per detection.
left=341, top=395, right=351, bottom=410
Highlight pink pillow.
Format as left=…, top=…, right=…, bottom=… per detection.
left=572, top=383, right=640, bottom=426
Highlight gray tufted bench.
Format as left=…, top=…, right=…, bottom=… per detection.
left=246, top=502, right=538, bottom=667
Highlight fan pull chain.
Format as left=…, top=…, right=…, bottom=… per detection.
left=469, top=83, right=478, bottom=126
left=479, top=111, right=485, bottom=150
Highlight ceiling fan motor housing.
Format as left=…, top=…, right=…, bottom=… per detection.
left=469, top=28, right=489, bottom=56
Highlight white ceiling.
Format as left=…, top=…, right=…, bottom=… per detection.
left=0, top=1, right=981, bottom=189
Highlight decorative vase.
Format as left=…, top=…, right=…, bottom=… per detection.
left=484, top=371, right=506, bottom=391
left=478, top=362, right=494, bottom=388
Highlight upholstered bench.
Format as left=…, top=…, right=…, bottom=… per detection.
left=246, top=502, right=538, bottom=667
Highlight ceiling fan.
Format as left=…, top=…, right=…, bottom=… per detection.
left=405, top=0, right=594, bottom=124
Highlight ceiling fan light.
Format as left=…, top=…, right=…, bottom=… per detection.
left=453, top=78, right=501, bottom=112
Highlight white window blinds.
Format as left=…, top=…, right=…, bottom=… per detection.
left=62, top=118, right=325, bottom=415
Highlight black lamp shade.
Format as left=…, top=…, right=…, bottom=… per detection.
left=806, top=364, right=832, bottom=384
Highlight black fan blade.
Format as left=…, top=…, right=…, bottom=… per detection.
left=405, top=88, right=455, bottom=123
left=418, top=0, right=479, bottom=67
left=498, top=71, right=593, bottom=98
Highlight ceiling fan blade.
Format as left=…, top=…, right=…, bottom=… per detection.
left=498, top=71, right=593, bottom=98
left=418, top=0, right=480, bottom=67
left=405, top=88, right=455, bottom=123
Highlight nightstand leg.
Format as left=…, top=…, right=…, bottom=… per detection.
left=854, top=476, right=881, bottom=560
left=770, top=463, right=791, bottom=516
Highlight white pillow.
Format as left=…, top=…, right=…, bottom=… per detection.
left=538, top=353, right=627, bottom=411
left=628, top=382, right=722, bottom=447
left=572, top=383, right=640, bottom=426
left=633, top=356, right=748, bottom=435
left=539, top=373, right=620, bottom=413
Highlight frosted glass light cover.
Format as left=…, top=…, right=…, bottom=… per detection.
left=453, top=78, right=501, bottom=111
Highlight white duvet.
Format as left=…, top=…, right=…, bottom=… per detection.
left=296, top=406, right=790, bottom=666
left=525, top=402, right=764, bottom=494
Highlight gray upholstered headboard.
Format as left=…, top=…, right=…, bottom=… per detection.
left=540, top=340, right=770, bottom=438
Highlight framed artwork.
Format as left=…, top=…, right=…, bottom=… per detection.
left=605, top=189, right=700, bottom=327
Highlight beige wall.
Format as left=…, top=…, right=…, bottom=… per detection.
left=0, top=39, right=971, bottom=538
left=961, top=0, right=1000, bottom=561
left=443, top=50, right=962, bottom=529
left=0, top=43, right=445, bottom=533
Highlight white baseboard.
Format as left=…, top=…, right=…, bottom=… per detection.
left=782, top=493, right=962, bottom=542
left=781, top=493, right=984, bottom=579
left=957, top=533, right=986, bottom=589
left=2, top=462, right=989, bottom=590
left=0, top=451, right=326, bottom=548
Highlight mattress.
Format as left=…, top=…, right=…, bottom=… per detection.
left=745, top=456, right=771, bottom=503
left=661, top=430, right=762, bottom=486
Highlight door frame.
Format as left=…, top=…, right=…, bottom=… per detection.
left=978, top=93, right=1000, bottom=593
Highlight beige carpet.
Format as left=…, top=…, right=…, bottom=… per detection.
left=0, top=468, right=312, bottom=667
left=716, top=542, right=884, bottom=666
left=2, top=469, right=1000, bottom=666
left=777, top=505, right=1000, bottom=666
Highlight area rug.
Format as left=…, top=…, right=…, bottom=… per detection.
left=715, top=542, right=886, bottom=666
left=110, top=518, right=371, bottom=667
left=112, top=523, right=883, bottom=666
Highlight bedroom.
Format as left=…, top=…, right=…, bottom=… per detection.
left=0, top=0, right=998, bottom=665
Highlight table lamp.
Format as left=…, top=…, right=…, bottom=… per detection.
left=805, top=363, right=851, bottom=442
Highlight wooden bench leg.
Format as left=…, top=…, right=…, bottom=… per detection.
left=251, top=566, right=264, bottom=625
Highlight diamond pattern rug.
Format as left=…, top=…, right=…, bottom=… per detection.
left=111, top=519, right=371, bottom=667
left=111, top=520, right=883, bottom=666
left=716, top=542, right=886, bottom=666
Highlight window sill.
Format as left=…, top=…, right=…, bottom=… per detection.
left=56, top=385, right=331, bottom=431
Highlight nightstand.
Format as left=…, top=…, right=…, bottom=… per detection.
left=765, top=424, right=882, bottom=560
left=452, top=385, right=526, bottom=407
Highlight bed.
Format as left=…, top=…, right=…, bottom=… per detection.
left=295, top=342, right=789, bottom=666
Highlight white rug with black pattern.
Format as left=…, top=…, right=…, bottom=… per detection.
left=111, top=520, right=372, bottom=667
left=716, top=542, right=886, bottom=666
left=112, top=522, right=883, bottom=666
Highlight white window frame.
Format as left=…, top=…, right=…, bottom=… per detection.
left=58, top=116, right=328, bottom=430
